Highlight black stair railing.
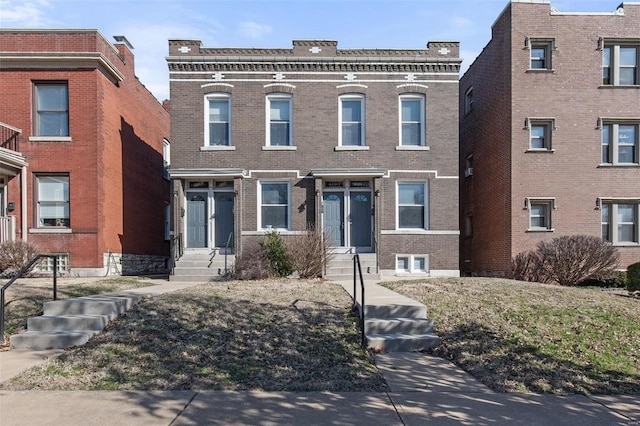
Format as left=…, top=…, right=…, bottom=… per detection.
left=1, top=254, right=58, bottom=340
left=353, top=254, right=366, bottom=347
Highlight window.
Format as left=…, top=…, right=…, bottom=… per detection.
left=399, top=94, right=425, bottom=146
left=339, top=95, right=364, bottom=146
left=397, top=182, right=428, bottom=229
left=205, top=94, right=230, bottom=146
left=396, top=255, right=428, bottom=274
left=259, top=181, right=289, bottom=230
left=163, top=139, right=170, bottom=179
left=464, top=87, right=474, bottom=115
left=34, top=82, right=69, bottom=136
left=603, top=44, right=639, bottom=86
left=267, top=94, right=292, bottom=146
left=36, top=175, right=69, bottom=227
left=34, top=254, right=69, bottom=273
left=526, top=198, right=554, bottom=231
left=530, top=42, right=551, bottom=70
left=525, top=118, right=555, bottom=151
left=602, top=123, right=638, bottom=165
left=602, top=202, right=639, bottom=244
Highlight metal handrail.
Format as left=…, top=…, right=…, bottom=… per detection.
left=224, top=231, right=233, bottom=276
left=353, top=254, right=366, bottom=347
left=1, top=254, right=58, bottom=340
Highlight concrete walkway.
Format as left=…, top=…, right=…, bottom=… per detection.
left=1, top=278, right=638, bottom=425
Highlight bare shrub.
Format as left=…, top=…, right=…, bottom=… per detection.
left=285, top=227, right=334, bottom=279
left=0, top=240, right=40, bottom=277
left=231, top=243, right=271, bottom=280
left=512, top=235, right=619, bottom=286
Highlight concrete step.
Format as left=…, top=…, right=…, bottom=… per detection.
left=10, top=330, right=99, bottom=350
left=43, top=294, right=143, bottom=318
left=27, top=314, right=110, bottom=332
left=169, top=274, right=223, bottom=282
left=325, top=273, right=380, bottom=282
left=364, top=303, right=427, bottom=319
left=325, top=265, right=378, bottom=275
left=365, top=317, right=434, bottom=335
left=366, top=333, right=441, bottom=352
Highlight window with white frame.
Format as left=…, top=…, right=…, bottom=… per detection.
left=339, top=94, right=365, bottom=146
left=259, top=181, right=290, bottom=230
left=527, top=119, right=554, bottom=151
left=399, top=94, right=425, bottom=146
left=35, top=253, right=69, bottom=273
left=602, top=202, right=639, bottom=244
left=267, top=94, right=292, bottom=146
left=36, top=174, right=70, bottom=227
left=397, top=182, right=428, bottom=229
left=529, top=40, right=553, bottom=70
left=34, top=82, right=69, bottom=137
left=603, top=44, right=639, bottom=86
left=163, top=139, right=170, bottom=179
left=205, top=94, right=231, bottom=146
left=396, top=255, right=428, bottom=273
left=602, top=122, right=638, bottom=165
left=464, top=87, right=474, bottom=115
left=526, top=198, right=554, bottom=231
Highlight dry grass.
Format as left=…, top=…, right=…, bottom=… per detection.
left=383, top=277, right=640, bottom=395
left=2, top=276, right=155, bottom=346
left=1, top=280, right=386, bottom=392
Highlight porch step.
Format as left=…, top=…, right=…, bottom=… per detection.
left=10, top=292, right=144, bottom=350
left=365, top=317, right=434, bottom=335
left=170, top=251, right=234, bottom=282
left=325, top=253, right=378, bottom=280
left=366, top=333, right=441, bottom=352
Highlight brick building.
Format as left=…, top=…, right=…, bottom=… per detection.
left=0, top=29, right=171, bottom=276
left=460, top=1, right=640, bottom=276
left=168, top=39, right=461, bottom=278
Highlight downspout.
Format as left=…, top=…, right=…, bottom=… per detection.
left=21, top=165, right=27, bottom=241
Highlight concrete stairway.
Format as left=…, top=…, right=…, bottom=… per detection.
left=10, top=292, right=144, bottom=350
left=325, top=253, right=379, bottom=281
left=170, top=249, right=234, bottom=282
left=339, top=280, right=441, bottom=352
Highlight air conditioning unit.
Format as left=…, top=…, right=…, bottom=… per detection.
left=464, top=167, right=474, bottom=177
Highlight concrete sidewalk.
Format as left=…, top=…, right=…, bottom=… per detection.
left=1, top=279, right=639, bottom=425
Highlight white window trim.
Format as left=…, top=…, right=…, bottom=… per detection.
left=35, top=174, right=70, bottom=229
left=398, top=94, right=426, bottom=147
left=338, top=94, right=365, bottom=147
left=396, top=181, right=429, bottom=231
left=257, top=180, right=291, bottom=231
left=396, top=254, right=429, bottom=274
left=600, top=121, right=639, bottom=166
left=602, top=43, right=639, bottom=86
left=34, top=82, right=70, bottom=137
left=524, top=197, right=556, bottom=232
left=204, top=93, right=231, bottom=147
left=599, top=198, right=640, bottom=246
left=266, top=93, right=293, bottom=147
left=163, top=139, right=170, bottom=180
left=524, top=117, right=556, bottom=152
left=525, top=37, right=556, bottom=72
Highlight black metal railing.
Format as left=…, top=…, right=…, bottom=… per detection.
left=171, top=233, right=184, bottom=269
left=353, top=254, right=366, bottom=347
left=0, top=122, right=21, bottom=152
left=1, top=254, right=58, bottom=340
left=224, top=231, right=233, bottom=276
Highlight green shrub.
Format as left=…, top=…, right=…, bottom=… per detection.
left=259, top=230, right=293, bottom=277
left=0, top=240, right=40, bottom=277
left=579, top=271, right=627, bottom=288
left=627, top=262, right=640, bottom=292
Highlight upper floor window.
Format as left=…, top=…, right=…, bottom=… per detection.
left=525, top=197, right=555, bottom=232
left=526, top=38, right=554, bottom=71
left=205, top=94, right=231, bottom=146
left=163, top=139, right=170, bottom=179
left=259, top=181, right=290, bottom=230
left=339, top=94, right=365, bottom=146
left=603, top=44, right=639, bottom=86
left=399, top=94, right=425, bottom=146
left=464, top=87, right=474, bottom=115
left=602, top=202, right=639, bottom=245
left=267, top=94, right=292, bottom=146
left=602, top=122, right=638, bottom=165
left=36, top=174, right=69, bottom=228
left=397, top=181, right=428, bottom=230
left=34, top=82, right=69, bottom=137
left=526, top=118, right=555, bottom=151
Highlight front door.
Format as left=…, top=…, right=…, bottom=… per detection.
left=214, top=192, right=234, bottom=249
left=187, top=193, right=207, bottom=248
left=323, top=193, right=344, bottom=246
left=350, top=192, right=372, bottom=248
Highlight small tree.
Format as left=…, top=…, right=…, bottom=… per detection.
left=627, top=262, right=640, bottom=293
left=259, top=230, right=293, bottom=277
left=512, top=235, right=619, bottom=286
left=0, top=240, right=40, bottom=277
left=285, top=226, right=334, bottom=279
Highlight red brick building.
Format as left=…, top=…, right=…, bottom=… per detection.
left=0, top=29, right=171, bottom=276
left=460, top=1, right=640, bottom=276
left=168, top=39, right=461, bottom=278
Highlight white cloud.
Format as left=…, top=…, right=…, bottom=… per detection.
left=0, top=0, right=53, bottom=27
left=237, top=21, right=272, bottom=40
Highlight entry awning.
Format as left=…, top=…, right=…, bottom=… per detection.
left=169, top=168, right=247, bottom=179
left=310, top=168, right=386, bottom=178
left=0, top=147, right=28, bottom=176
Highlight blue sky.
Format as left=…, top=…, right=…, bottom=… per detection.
left=1, top=0, right=622, bottom=101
